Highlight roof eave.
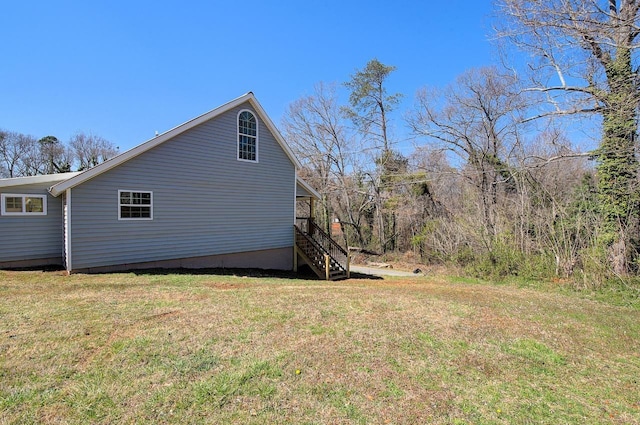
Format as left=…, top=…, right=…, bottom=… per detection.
left=0, top=172, right=81, bottom=189
left=296, top=176, right=321, bottom=199
left=49, top=93, right=303, bottom=196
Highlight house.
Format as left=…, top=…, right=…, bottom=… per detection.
left=0, top=93, right=349, bottom=279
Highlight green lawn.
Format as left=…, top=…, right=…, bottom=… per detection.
left=1, top=269, right=639, bottom=424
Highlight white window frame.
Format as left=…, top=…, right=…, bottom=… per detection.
left=237, top=109, right=259, bottom=163
left=1, top=193, right=47, bottom=216
left=118, top=190, right=153, bottom=221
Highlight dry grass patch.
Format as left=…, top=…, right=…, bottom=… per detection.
left=1, top=270, right=639, bottom=424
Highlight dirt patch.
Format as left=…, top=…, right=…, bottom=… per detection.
left=350, top=251, right=455, bottom=276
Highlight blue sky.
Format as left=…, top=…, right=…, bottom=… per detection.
left=1, top=0, right=496, bottom=152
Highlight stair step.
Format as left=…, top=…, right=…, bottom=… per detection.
left=295, top=226, right=349, bottom=281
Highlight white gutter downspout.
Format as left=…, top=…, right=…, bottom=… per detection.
left=293, top=168, right=298, bottom=272
left=65, top=188, right=72, bottom=274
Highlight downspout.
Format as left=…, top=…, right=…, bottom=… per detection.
left=293, top=169, right=298, bottom=272
left=65, top=188, right=72, bottom=274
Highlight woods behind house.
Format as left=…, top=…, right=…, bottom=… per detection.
left=284, top=1, right=640, bottom=284
left=0, top=131, right=118, bottom=178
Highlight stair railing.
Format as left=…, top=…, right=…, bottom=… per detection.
left=294, top=225, right=326, bottom=278
left=294, top=220, right=350, bottom=280
left=307, top=220, right=349, bottom=277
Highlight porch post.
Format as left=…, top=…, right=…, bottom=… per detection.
left=324, top=254, right=330, bottom=281
left=308, top=197, right=315, bottom=234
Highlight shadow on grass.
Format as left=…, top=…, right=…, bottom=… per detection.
left=2, top=264, right=382, bottom=281
left=125, top=264, right=383, bottom=281
left=1, top=264, right=66, bottom=272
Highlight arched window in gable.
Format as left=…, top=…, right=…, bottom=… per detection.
left=238, top=110, right=258, bottom=162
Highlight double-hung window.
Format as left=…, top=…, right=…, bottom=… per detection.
left=119, top=190, right=153, bottom=220
left=238, top=110, right=258, bottom=162
left=1, top=194, right=47, bottom=216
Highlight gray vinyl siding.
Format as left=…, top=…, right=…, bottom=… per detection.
left=0, top=183, right=63, bottom=264
left=69, top=103, right=296, bottom=270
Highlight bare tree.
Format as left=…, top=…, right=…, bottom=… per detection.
left=37, top=136, right=73, bottom=174
left=70, top=132, right=119, bottom=171
left=282, top=83, right=373, bottom=247
left=0, top=132, right=40, bottom=177
left=0, top=130, right=15, bottom=178
left=515, top=129, right=596, bottom=277
left=408, top=67, right=528, bottom=253
left=403, top=147, right=458, bottom=259
left=497, top=0, right=640, bottom=274
left=0, top=130, right=117, bottom=178
left=283, top=83, right=349, bottom=231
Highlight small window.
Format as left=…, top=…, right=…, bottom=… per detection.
left=1, top=194, right=47, bottom=216
left=238, top=110, right=258, bottom=162
left=118, top=190, right=153, bottom=220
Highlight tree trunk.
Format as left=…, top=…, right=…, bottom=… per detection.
left=609, top=237, right=628, bottom=277
left=597, top=47, right=639, bottom=275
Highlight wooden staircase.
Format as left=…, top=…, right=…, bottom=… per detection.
left=294, top=219, right=349, bottom=280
